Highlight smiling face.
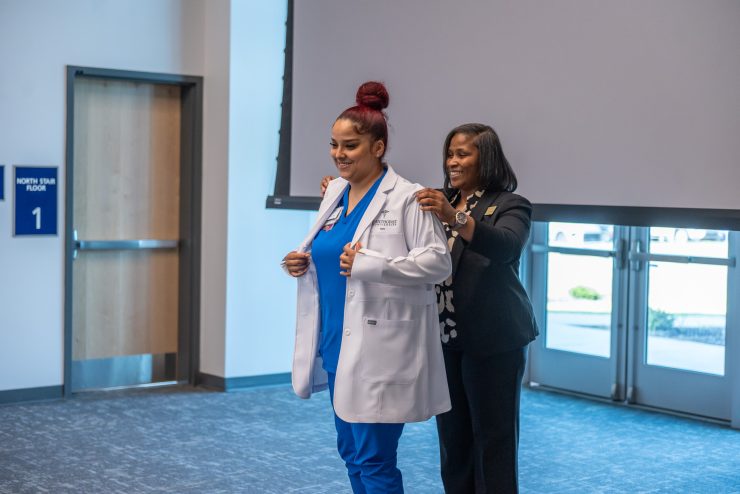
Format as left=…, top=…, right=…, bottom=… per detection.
left=330, top=118, right=384, bottom=184
left=446, top=132, right=481, bottom=194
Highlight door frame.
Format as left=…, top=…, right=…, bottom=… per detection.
left=63, top=66, right=204, bottom=397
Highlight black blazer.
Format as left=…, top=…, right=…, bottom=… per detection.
left=448, top=189, right=539, bottom=355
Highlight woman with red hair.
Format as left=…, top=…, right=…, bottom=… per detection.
left=283, top=81, right=452, bottom=493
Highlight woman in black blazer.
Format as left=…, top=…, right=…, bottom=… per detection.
left=416, top=123, right=539, bottom=494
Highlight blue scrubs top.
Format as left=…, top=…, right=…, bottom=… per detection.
left=312, top=170, right=386, bottom=373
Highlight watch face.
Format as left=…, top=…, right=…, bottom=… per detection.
left=454, top=211, right=467, bottom=229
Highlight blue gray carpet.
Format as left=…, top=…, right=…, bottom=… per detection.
left=0, top=385, right=738, bottom=493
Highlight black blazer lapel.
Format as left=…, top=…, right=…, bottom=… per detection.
left=449, top=190, right=504, bottom=277
left=450, top=228, right=465, bottom=278
left=471, top=190, right=503, bottom=223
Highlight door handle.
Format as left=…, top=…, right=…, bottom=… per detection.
left=627, top=241, right=735, bottom=267
left=628, top=240, right=643, bottom=271
left=72, top=229, right=179, bottom=259
left=75, top=239, right=180, bottom=251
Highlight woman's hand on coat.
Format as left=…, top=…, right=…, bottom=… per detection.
left=283, top=251, right=310, bottom=277
left=339, top=242, right=362, bottom=277
left=415, top=188, right=456, bottom=224
left=320, top=175, right=336, bottom=197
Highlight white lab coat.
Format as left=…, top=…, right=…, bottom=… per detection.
left=288, top=166, right=452, bottom=423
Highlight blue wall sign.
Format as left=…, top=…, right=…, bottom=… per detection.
left=15, top=166, right=58, bottom=236
left=0, top=165, right=4, bottom=201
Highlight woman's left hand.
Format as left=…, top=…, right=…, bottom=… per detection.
left=339, top=242, right=362, bottom=277
left=416, top=188, right=456, bottom=224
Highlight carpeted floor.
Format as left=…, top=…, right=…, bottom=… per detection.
left=0, top=384, right=738, bottom=493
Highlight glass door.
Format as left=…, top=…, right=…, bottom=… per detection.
left=627, top=228, right=736, bottom=419
left=529, top=222, right=629, bottom=399
left=527, top=221, right=737, bottom=422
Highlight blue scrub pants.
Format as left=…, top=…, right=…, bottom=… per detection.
left=327, top=372, right=405, bottom=494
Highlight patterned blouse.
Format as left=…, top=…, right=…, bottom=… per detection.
left=437, top=189, right=485, bottom=346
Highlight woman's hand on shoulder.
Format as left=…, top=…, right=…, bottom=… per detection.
left=415, top=188, right=456, bottom=224
left=283, top=251, right=310, bottom=277
left=320, top=175, right=336, bottom=197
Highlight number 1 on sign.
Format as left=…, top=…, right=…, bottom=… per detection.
left=32, top=207, right=41, bottom=230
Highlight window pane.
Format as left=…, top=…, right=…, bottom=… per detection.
left=549, top=222, right=614, bottom=249
left=646, top=260, right=727, bottom=376
left=649, top=227, right=729, bottom=257
left=546, top=252, right=613, bottom=357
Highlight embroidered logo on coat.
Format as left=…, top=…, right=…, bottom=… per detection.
left=372, top=209, right=400, bottom=232
left=373, top=218, right=398, bottom=227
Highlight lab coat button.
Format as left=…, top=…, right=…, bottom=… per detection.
left=344, top=328, right=351, bottom=336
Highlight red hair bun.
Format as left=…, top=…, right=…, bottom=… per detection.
left=356, top=81, right=389, bottom=111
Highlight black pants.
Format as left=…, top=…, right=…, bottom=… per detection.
left=436, top=345, right=527, bottom=494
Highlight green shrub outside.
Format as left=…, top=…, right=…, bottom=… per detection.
left=648, top=308, right=675, bottom=332
left=569, top=286, right=602, bottom=301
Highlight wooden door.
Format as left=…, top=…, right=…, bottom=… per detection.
left=71, top=78, right=181, bottom=389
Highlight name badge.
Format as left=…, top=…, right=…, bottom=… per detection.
left=323, top=206, right=344, bottom=231
left=485, top=206, right=497, bottom=216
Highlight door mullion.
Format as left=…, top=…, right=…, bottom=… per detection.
left=727, top=232, right=740, bottom=428
left=611, top=227, right=632, bottom=401
left=625, top=227, right=649, bottom=403
left=527, top=222, right=549, bottom=386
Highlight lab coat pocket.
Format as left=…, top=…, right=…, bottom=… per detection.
left=360, top=317, right=420, bottom=384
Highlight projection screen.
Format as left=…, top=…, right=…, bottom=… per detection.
left=274, top=0, right=740, bottom=217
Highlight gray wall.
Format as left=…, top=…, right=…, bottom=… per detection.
left=0, top=0, right=308, bottom=392
left=0, top=0, right=205, bottom=391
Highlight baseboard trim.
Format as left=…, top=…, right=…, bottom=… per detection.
left=0, top=385, right=63, bottom=405
left=196, top=372, right=291, bottom=391
left=195, top=372, right=225, bottom=390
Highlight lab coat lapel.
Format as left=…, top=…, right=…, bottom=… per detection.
left=298, top=180, right=348, bottom=253
left=352, top=167, right=398, bottom=244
